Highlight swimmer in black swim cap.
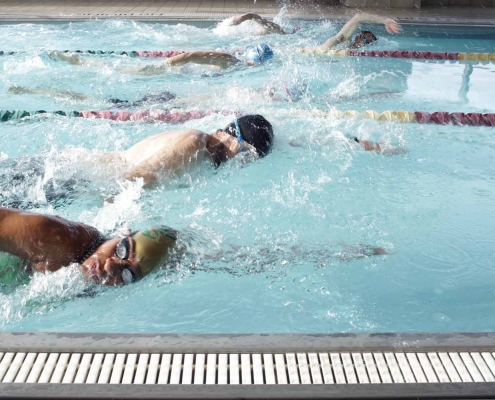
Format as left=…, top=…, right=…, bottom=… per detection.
left=316, top=12, right=401, bottom=51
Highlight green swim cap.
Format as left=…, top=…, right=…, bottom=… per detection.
left=133, top=226, right=177, bottom=276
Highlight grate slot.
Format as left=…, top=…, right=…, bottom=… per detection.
left=158, top=353, right=172, bottom=384
left=428, top=352, right=449, bottom=383
left=308, top=353, right=322, bottom=384
left=449, top=352, right=472, bottom=382
left=406, top=353, right=427, bottom=383
left=352, top=353, right=369, bottom=384
left=14, top=352, right=36, bottom=383
left=264, top=354, right=276, bottom=384
left=460, top=352, right=483, bottom=382
left=182, top=354, right=194, bottom=384
left=206, top=353, right=216, bottom=384
left=145, top=354, right=160, bottom=384
left=252, top=354, right=264, bottom=384
left=342, top=353, right=357, bottom=384
left=374, top=353, right=392, bottom=383
left=229, top=354, right=239, bottom=385
left=297, top=353, right=311, bottom=384
left=438, top=352, right=461, bottom=382
left=330, top=353, right=345, bottom=384
left=63, top=353, right=81, bottom=383
left=481, top=352, right=495, bottom=378
left=27, top=353, right=48, bottom=383
left=193, top=354, right=204, bottom=384
left=417, top=353, right=438, bottom=383
left=286, top=353, right=299, bottom=384
left=384, top=353, right=404, bottom=383
left=74, top=353, right=93, bottom=384
left=274, top=354, right=287, bottom=384
left=98, top=354, right=115, bottom=384
left=134, top=353, right=149, bottom=384
left=319, top=353, right=334, bottom=384
left=169, top=353, right=182, bottom=384
left=241, top=353, right=252, bottom=384
left=471, top=352, right=494, bottom=382
left=218, top=354, right=228, bottom=384
left=363, top=353, right=380, bottom=384
left=50, top=353, right=68, bottom=383
left=122, top=353, right=137, bottom=384
left=110, top=354, right=126, bottom=384
left=0, top=353, right=15, bottom=381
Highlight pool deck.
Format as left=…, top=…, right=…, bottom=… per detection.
left=0, top=0, right=495, bottom=25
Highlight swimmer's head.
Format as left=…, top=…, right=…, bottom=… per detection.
left=80, top=226, right=177, bottom=286
left=224, top=114, right=274, bottom=157
left=351, top=31, right=377, bottom=49
left=284, top=80, right=309, bottom=102
left=244, top=43, right=274, bottom=65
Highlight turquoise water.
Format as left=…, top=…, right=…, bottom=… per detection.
left=1, top=18, right=495, bottom=333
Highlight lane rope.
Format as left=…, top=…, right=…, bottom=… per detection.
left=296, top=49, right=495, bottom=63
left=1, top=49, right=494, bottom=63
left=1, top=108, right=494, bottom=126
left=0, top=109, right=232, bottom=122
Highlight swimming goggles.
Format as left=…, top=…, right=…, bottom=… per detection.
left=233, top=119, right=251, bottom=153
left=115, top=236, right=138, bottom=285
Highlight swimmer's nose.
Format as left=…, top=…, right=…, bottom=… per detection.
left=103, top=257, right=121, bottom=278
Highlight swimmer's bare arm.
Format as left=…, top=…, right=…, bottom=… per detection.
left=49, top=51, right=107, bottom=68
left=8, top=85, right=88, bottom=101
left=165, top=51, right=240, bottom=69
left=229, top=13, right=285, bottom=34
left=121, top=51, right=239, bottom=75
left=0, top=208, right=101, bottom=273
left=319, top=12, right=401, bottom=50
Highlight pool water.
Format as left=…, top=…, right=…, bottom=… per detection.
left=1, top=17, right=495, bottom=333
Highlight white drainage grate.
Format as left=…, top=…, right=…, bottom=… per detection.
left=1, top=350, right=495, bottom=385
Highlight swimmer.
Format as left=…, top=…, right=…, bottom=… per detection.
left=50, top=43, right=274, bottom=74
left=91, top=114, right=273, bottom=187
left=0, top=207, right=176, bottom=286
left=318, top=12, right=401, bottom=51
left=8, top=85, right=178, bottom=107
left=226, top=13, right=297, bottom=35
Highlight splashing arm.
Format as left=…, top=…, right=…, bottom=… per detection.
left=319, top=12, right=401, bottom=50
left=230, top=13, right=285, bottom=34
left=0, top=207, right=102, bottom=272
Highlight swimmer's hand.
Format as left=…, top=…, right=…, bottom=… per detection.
left=384, top=18, right=401, bottom=34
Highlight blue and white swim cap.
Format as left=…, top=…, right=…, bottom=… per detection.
left=244, top=43, right=274, bottom=65
left=284, top=80, right=309, bottom=102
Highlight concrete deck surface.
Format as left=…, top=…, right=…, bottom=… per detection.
left=0, top=0, right=494, bottom=25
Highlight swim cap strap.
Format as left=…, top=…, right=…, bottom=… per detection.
left=234, top=119, right=244, bottom=143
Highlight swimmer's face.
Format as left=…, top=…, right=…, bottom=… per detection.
left=211, top=130, right=242, bottom=161
left=80, top=236, right=142, bottom=286
left=351, top=32, right=377, bottom=49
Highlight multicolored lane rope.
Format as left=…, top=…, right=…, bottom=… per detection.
left=0, top=109, right=232, bottom=122
left=296, top=49, right=495, bottom=63
left=0, top=50, right=183, bottom=58
left=2, top=49, right=494, bottom=63
left=1, top=108, right=495, bottom=126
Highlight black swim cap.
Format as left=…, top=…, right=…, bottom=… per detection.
left=224, top=114, right=274, bottom=157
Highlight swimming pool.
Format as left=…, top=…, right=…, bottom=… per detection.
left=1, top=17, right=495, bottom=334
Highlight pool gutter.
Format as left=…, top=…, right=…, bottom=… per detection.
left=0, top=332, right=495, bottom=399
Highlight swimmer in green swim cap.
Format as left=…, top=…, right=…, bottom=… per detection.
left=0, top=207, right=176, bottom=286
